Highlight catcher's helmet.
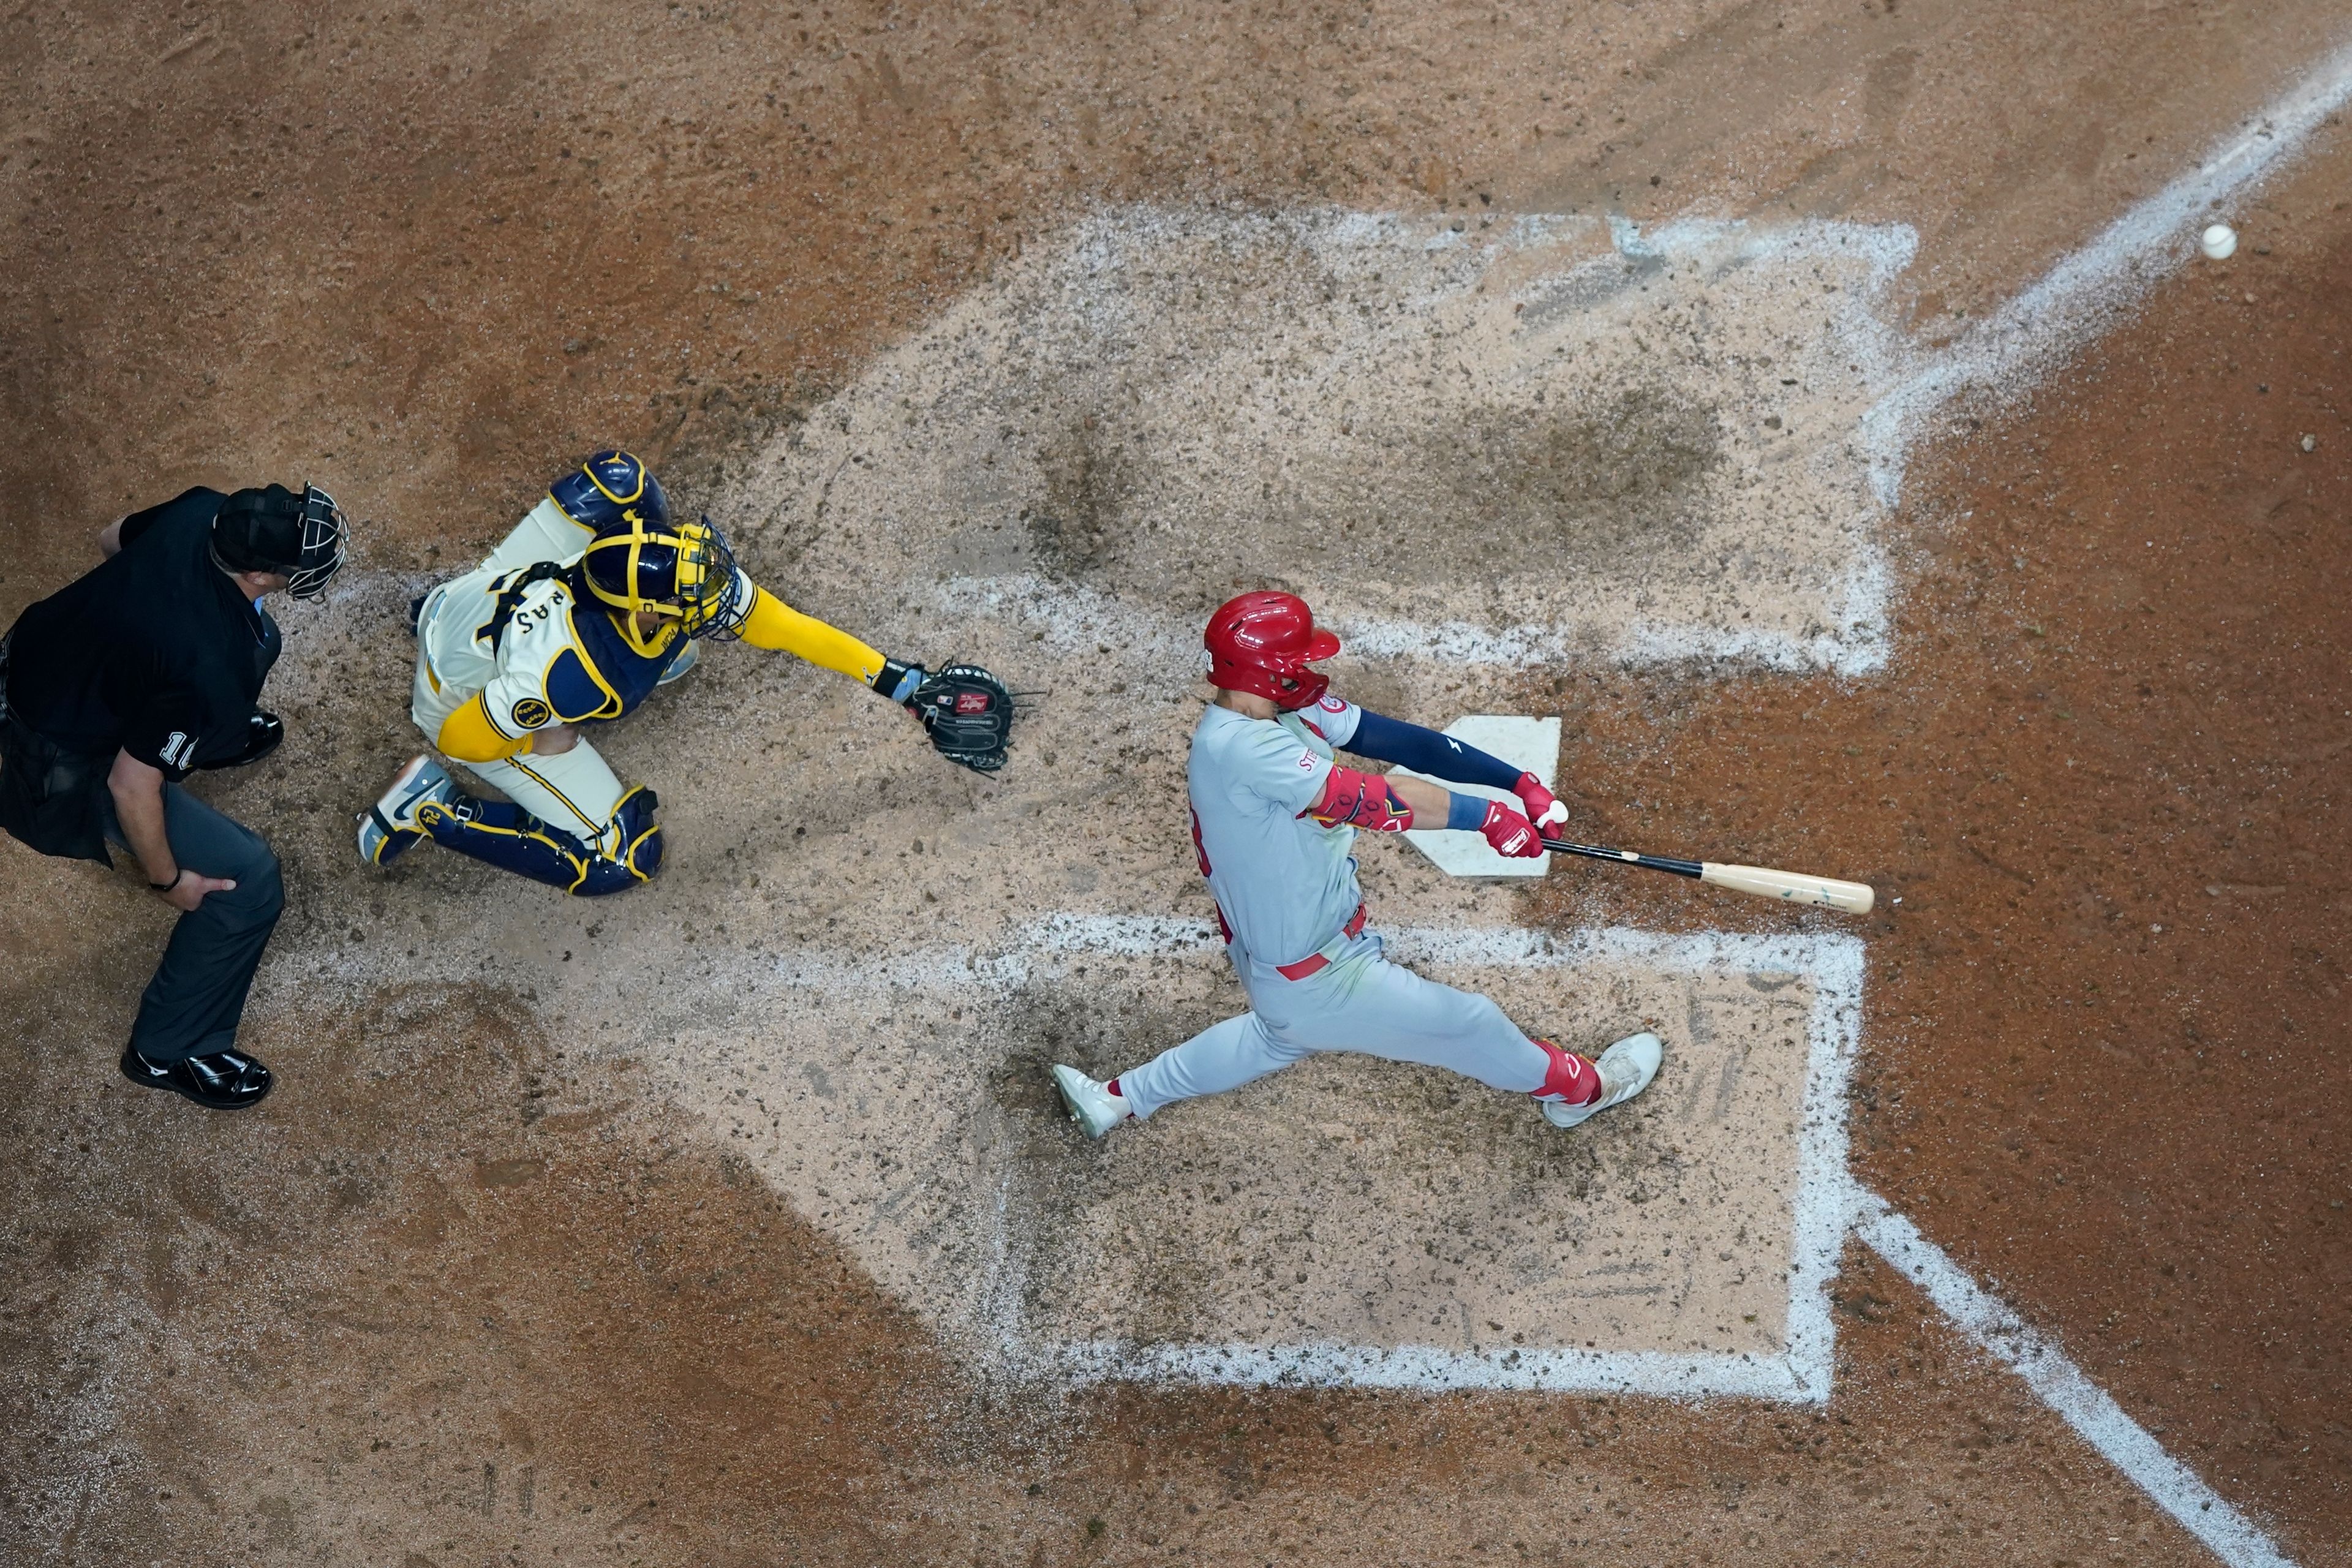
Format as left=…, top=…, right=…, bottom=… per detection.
left=579, top=510, right=748, bottom=657
left=550, top=450, right=670, bottom=533
left=1203, top=590, right=1340, bottom=710
left=211, top=483, right=349, bottom=601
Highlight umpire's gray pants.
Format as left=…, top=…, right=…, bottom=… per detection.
left=97, top=784, right=284, bottom=1063
left=1117, top=929, right=1551, bottom=1120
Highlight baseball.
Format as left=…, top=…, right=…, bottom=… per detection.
left=2200, top=222, right=2238, bottom=260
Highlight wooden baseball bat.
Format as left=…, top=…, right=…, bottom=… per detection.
left=1537, top=835, right=1875, bottom=915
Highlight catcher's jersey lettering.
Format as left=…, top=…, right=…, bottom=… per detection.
left=1186, top=696, right=1365, bottom=968
left=413, top=559, right=678, bottom=753
left=410, top=500, right=903, bottom=764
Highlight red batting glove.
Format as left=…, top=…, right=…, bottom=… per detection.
left=1511, top=771, right=1568, bottom=835
left=1478, top=800, right=1545, bottom=858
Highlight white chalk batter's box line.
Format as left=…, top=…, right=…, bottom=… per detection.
left=974, top=917, right=2295, bottom=1567
left=282, top=920, right=2298, bottom=1565
left=967, top=916, right=1864, bottom=1406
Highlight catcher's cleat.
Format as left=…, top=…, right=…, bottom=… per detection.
left=1050, top=1065, right=1131, bottom=1139
left=1540, top=1032, right=1663, bottom=1129
left=120, top=1042, right=273, bottom=1110
left=357, top=754, right=456, bottom=867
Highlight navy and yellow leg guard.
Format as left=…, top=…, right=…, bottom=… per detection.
left=416, top=786, right=663, bottom=897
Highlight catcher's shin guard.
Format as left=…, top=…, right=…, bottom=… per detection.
left=417, top=785, right=664, bottom=896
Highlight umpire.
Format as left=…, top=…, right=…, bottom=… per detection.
left=0, top=483, right=349, bottom=1109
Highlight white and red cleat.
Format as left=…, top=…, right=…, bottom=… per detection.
left=1541, top=1032, right=1663, bottom=1129
left=1050, top=1065, right=1133, bottom=1139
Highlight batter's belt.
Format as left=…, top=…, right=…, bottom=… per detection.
left=1274, top=903, right=1368, bottom=979
left=1210, top=900, right=1368, bottom=981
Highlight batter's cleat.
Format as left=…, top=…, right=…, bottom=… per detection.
left=357, top=754, right=456, bottom=867
left=120, top=1042, right=273, bottom=1110
left=1050, top=1065, right=1131, bottom=1138
left=656, top=639, right=699, bottom=686
left=1540, top=1031, right=1664, bottom=1130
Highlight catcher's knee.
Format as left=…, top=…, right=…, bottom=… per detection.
left=569, top=786, right=664, bottom=897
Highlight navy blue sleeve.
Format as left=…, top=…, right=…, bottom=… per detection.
left=1342, top=709, right=1526, bottom=791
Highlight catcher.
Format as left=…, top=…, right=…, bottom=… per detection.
left=356, top=450, right=1012, bottom=894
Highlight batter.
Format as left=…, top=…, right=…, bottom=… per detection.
left=1052, top=590, right=1662, bottom=1137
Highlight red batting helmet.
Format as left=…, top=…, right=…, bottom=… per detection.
left=1204, top=591, right=1341, bottom=710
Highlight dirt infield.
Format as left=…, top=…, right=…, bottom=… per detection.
left=4, top=2, right=2350, bottom=1566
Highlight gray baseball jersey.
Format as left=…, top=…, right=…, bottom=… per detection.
left=1122, top=692, right=1557, bottom=1121
left=1187, top=693, right=1366, bottom=967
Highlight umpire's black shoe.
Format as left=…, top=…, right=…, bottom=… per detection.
left=194, top=710, right=284, bottom=771
left=119, top=1044, right=274, bottom=1110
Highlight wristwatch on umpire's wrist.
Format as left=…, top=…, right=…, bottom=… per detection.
left=149, top=869, right=183, bottom=891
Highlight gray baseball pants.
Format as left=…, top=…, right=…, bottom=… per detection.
left=98, top=783, right=284, bottom=1064
left=1116, top=929, right=1551, bottom=1119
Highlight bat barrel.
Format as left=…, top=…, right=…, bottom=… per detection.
left=1700, top=862, right=1875, bottom=914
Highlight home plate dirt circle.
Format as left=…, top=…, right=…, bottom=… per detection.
left=737, top=206, right=1915, bottom=676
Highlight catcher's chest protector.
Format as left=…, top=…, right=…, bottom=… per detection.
left=415, top=562, right=685, bottom=743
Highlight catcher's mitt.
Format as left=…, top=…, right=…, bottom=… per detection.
left=908, top=663, right=1015, bottom=774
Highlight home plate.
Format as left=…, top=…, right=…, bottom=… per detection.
left=641, top=916, right=1863, bottom=1401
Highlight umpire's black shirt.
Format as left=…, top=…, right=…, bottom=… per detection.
left=6, top=488, right=281, bottom=777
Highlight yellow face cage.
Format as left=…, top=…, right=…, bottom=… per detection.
left=578, top=512, right=745, bottom=658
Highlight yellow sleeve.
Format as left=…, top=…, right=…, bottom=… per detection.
left=737, top=586, right=888, bottom=686
left=435, top=693, right=533, bottom=764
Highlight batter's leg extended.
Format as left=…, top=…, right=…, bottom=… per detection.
left=1058, top=932, right=1651, bottom=1136
left=1252, top=935, right=1554, bottom=1093
left=1272, top=943, right=1655, bottom=1120
left=1110, top=1009, right=1308, bottom=1121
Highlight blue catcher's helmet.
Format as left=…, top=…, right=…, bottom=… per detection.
left=551, top=450, right=670, bottom=533
left=575, top=507, right=748, bottom=660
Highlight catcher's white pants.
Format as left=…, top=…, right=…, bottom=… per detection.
left=1116, top=929, right=1551, bottom=1120
left=409, top=496, right=639, bottom=855
left=462, top=742, right=630, bottom=855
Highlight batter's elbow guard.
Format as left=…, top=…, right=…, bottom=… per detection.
left=1308, top=765, right=1415, bottom=832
